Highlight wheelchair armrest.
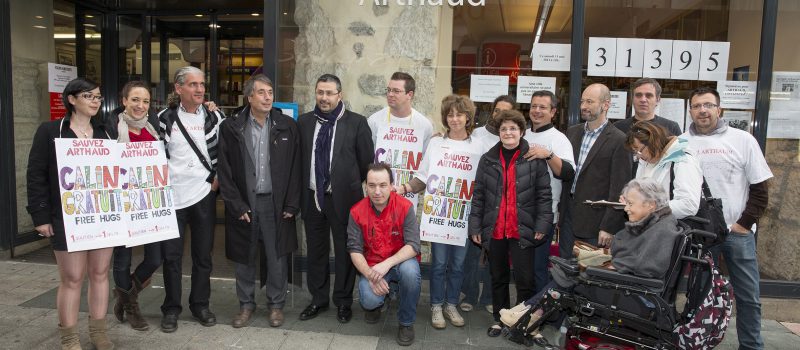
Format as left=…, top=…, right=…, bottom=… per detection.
left=549, top=256, right=580, bottom=274
left=584, top=266, right=664, bottom=290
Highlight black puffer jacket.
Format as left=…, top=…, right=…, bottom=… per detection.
left=469, top=138, right=554, bottom=250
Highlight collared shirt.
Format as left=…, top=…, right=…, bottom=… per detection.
left=249, top=112, right=272, bottom=194
left=572, top=119, right=608, bottom=194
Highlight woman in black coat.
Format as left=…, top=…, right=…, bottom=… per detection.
left=26, top=78, right=115, bottom=349
left=468, top=109, right=553, bottom=336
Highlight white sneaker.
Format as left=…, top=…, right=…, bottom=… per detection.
left=444, top=304, right=465, bottom=327
left=431, top=305, right=446, bottom=329
left=485, top=304, right=493, bottom=314
left=459, top=302, right=473, bottom=312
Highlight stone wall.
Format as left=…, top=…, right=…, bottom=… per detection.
left=758, top=139, right=800, bottom=281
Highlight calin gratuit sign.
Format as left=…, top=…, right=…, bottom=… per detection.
left=374, top=125, right=425, bottom=208
left=56, top=139, right=179, bottom=251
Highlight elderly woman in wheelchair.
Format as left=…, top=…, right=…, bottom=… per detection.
left=499, top=178, right=686, bottom=348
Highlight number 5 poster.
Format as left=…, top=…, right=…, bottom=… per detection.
left=55, top=139, right=179, bottom=252
left=419, top=149, right=480, bottom=246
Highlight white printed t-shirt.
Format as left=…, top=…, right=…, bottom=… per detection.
left=413, top=135, right=490, bottom=183
left=167, top=106, right=221, bottom=209
left=368, top=107, right=434, bottom=154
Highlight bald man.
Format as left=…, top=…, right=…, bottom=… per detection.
left=559, top=83, right=631, bottom=258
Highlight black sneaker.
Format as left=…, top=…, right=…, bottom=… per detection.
left=364, top=307, right=381, bottom=324
left=397, top=325, right=414, bottom=346
left=161, top=313, right=178, bottom=333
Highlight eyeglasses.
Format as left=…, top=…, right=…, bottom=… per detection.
left=530, top=104, right=552, bottom=111
left=316, top=90, right=340, bottom=97
left=79, top=93, right=104, bottom=102
left=385, top=88, right=406, bottom=95
left=633, top=143, right=647, bottom=156
left=499, top=126, right=520, bottom=134
left=690, top=102, right=718, bottom=110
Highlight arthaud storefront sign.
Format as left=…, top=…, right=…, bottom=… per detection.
left=359, top=0, right=485, bottom=5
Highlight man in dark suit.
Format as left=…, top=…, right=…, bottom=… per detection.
left=560, top=83, right=632, bottom=257
left=217, top=74, right=301, bottom=328
left=298, top=74, right=374, bottom=323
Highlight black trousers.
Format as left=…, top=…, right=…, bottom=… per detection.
left=303, top=191, right=355, bottom=307
left=161, top=191, right=216, bottom=315
left=488, top=238, right=536, bottom=322
left=112, top=242, right=162, bottom=291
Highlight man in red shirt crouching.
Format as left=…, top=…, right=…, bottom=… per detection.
left=346, top=163, right=421, bottom=346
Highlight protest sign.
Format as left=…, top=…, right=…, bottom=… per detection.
left=374, top=124, right=425, bottom=209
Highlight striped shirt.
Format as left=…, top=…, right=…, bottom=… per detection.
left=571, top=120, right=608, bottom=194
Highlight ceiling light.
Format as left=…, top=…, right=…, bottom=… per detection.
left=85, top=14, right=94, bottom=18
left=251, top=13, right=259, bottom=16
left=35, top=15, right=44, bottom=19
left=283, top=12, right=288, bottom=15
left=33, top=25, right=47, bottom=29
left=54, top=33, right=102, bottom=39
left=195, top=14, right=203, bottom=17
left=209, top=24, right=221, bottom=28
left=53, top=10, right=73, bottom=18
left=83, top=23, right=96, bottom=27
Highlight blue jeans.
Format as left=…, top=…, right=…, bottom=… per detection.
left=533, top=227, right=555, bottom=294
left=429, top=242, right=468, bottom=305
left=712, top=231, right=763, bottom=350
left=461, top=240, right=492, bottom=306
left=358, top=259, right=421, bottom=326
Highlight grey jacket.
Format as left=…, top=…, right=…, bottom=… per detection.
left=611, top=207, right=684, bottom=279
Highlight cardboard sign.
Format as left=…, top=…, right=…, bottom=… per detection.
left=374, top=124, right=425, bottom=209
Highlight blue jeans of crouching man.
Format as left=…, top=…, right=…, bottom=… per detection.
left=358, top=259, right=421, bottom=326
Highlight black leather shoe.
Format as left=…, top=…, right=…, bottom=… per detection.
left=191, top=308, right=217, bottom=327
left=396, top=325, right=415, bottom=346
left=299, top=304, right=328, bottom=321
left=364, top=307, right=381, bottom=324
left=336, top=305, right=352, bottom=323
left=161, top=313, right=178, bottom=333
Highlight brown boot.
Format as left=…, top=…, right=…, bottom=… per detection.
left=58, top=324, right=82, bottom=350
left=112, top=288, right=124, bottom=323
left=88, top=317, right=114, bottom=350
left=125, top=275, right=150, bottom=331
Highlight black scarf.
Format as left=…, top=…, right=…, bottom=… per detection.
left=314, top=101, right=344, bottom=208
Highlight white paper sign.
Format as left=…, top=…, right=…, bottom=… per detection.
left=607, top=91, right=628, bottom=119
left=770, top=71, right=800, bottom=112
left=48, top=63, right=78, bottom=120
left=724, top=110, right=753, bottom=132
left=671, top=40, right=701, bottom=80
left=643, top=39, right=673, bottom=79
left=530, top=43, right=571, bottom=72
left=615, top=38, right=645, bottom=78
left=717, top=81, right=756, bottom=109
left=767, top=111, right=800, bottom=139
left=516, top=76, right=557, bottom=104
left=469, top=74, right=509, bottom=103
left=374, top=125, right=425, bottom=209
left=699, top=41, right=730, bottom=82
left=419, top=148, right=480, bottom=246
left=588, top=37, right=617, bottom=77
left=55, top=139, right=179, bottom=252
left=655, top=98, right=686, bottom=132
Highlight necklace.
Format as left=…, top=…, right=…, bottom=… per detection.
left=73, top=124, right=91, bottom=138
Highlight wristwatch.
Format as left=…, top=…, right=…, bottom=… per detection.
left=545, top=152, right=554, bottom=161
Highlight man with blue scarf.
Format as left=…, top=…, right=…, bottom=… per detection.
left=298, top=74, right=374, bottom=323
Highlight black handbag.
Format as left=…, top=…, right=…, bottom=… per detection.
left=670, top=163, right=729, bottom=247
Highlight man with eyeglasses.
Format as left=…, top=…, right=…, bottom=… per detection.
left=156, top=66, right=225, bottom=332
left=297, top=74, right=374, bottom=323
left=560, top=83, right=631, bottom=257
left=683, top=87, right=772, bottom=350
left=520, top=90, right=575, bottom=293
left=367, top=72, right=433, bottom=209
left=614, top=78, right=683, bottom=176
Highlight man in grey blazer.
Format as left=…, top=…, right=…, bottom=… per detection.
left=297, top=74, right=374, bottom=323
left=559, top=83, right=632, bottom=258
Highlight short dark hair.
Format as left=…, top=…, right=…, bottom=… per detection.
left=530, top=90, right=558, bottom=109
left=390, top=72, right=415, bottom=93
left=492, top=95, right=516, bottom=110
left=243, top=74, right=274, bottom=97
left=367, top=163, right=394, bottom=184
left=689, top=86, right=720, bottom=106
left=495, top=110, right=527, bottom=136
left=63, top=78, right=100, bottom=117
left=316, top=74, right=342, bottom=92
left=631, top=78, right=662, bottom=98
left=121, top=80, right=149, bottom=99
left=440, top=94, right=476, bottom=136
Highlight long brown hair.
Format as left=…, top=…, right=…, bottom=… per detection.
left=625, top=121, right=671, bottom=160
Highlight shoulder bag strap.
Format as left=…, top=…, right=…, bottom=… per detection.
left=173, top=115, right=213, bottom=173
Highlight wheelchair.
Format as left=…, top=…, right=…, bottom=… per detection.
left=502, top=223, right=724, bottom=350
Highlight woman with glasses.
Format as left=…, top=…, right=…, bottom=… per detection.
left=395, top=94, right=488, bottom=330
left=27, top=78, right=115, bottom=350
left=468, top=110, right=553, bottom=337
left=625, top=120, right=702, bottom=219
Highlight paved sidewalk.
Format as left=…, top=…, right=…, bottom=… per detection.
left=0, top=260, right=797, bottom=349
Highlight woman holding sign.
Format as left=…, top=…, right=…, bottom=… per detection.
left=27, top=78, right=115, bottom=350
left=468, top=110, right=553, bottom=337
left=104, top=80, right=161, bottom=332
left=396, top=94, right=487, bottom=330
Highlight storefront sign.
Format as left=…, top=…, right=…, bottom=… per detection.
left=607, top=91, right=627, bottom=119
left=48, top=63, right=77, bottom=120
left=469, top=74, right=509, bottom=103
left=670, top=40, right=701, bottom=80
left=717, top=81, right=756, bottom=109
left=643, top=39, right=673, bottom=79
left=55, top=139, right=179, bottom=252
left=530, top=43, right=570, bottom=72
left=481, top=42, right=520, bottom=84
left=374, top=125, right=425, bottom=209
left=699, top=41, right=730, bottom=81
left=587, top=37, right=617, bottom=77
left=419, top=147, right=479, bottom=246
left=515, top=76, right=556, bottom=104
left=615, top=38, right=645, bottom=78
